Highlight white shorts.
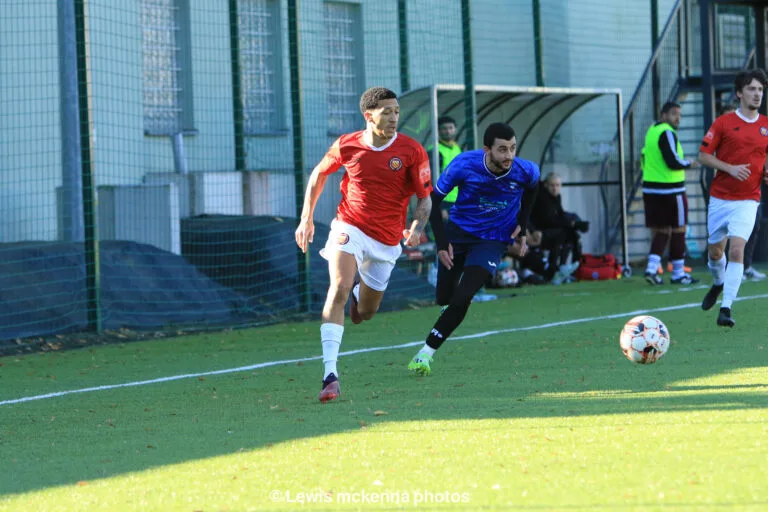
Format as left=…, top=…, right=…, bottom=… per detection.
left=707, top=196, right=759, bottom=244
left=321, top=219, right=402, bottom=291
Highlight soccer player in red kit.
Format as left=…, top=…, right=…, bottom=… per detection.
left=698, top=69, right=768, bottom=327
left=295, top=87, right=433, bottom=402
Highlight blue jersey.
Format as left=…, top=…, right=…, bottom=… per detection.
left=434, top=150, right=540, bottom=242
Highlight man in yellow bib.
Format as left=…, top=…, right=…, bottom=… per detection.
left=433, top=116, right=463, bottom=219
left=641, top=101, right=700, bottom=285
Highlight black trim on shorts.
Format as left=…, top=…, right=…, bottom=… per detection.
left=642, top=180, right=686, bottom=191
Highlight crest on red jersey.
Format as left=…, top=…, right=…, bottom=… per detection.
left=389, top=157, right=403, bottom=171
left=705, top=131, right=714, bottom=140
left=761, top=127, right=768, bottom=136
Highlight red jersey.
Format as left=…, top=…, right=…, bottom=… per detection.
left=316, top=131, right=432, bottom=245
left=699, top=110, right=768, bottom=201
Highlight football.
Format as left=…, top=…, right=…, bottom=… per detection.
left=619, top=315, right=670, bottom=364
left=496, top=268, right=519, bottom=287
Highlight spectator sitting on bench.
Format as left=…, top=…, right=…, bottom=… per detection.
left=507, top=227, right=579, bottom=285
left=531, top=172, right=589, bottom=274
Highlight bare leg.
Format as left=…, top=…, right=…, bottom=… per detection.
left=319, top=250, right=358, bottom=396
left=355, top=280, right=386, bottom=322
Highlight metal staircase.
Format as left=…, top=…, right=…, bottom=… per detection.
left=605, top=0, right=757, bottom=264
left=624, top=90, right=708, bottom=261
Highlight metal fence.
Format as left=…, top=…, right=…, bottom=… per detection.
left=0, top=0, right=686, bottom=343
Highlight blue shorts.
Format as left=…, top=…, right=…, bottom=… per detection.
left=446, top=224, right=507, bottom=275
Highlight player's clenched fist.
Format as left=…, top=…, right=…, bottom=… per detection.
left=295, top=218, right=314, bottom=253
left=402, top=220, right=423, bottom=248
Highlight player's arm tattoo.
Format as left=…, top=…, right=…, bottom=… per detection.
left=412, top=195, right=432, bottom=231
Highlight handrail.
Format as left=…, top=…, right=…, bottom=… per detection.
left=610, top=40, right=758, bottom=255
left=599, top=0, right=684, bottom=252
left=621, top=1, right=684, bottom=122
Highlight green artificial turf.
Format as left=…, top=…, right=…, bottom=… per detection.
left=1, top=272, right=767, bottom=511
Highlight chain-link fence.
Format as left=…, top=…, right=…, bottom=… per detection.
left=3, top=0, right=744, bottom=344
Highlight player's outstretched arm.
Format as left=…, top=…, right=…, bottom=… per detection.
left=295, top=166, right=329, bottom=253
left=403, top=195, right=432, bottom=247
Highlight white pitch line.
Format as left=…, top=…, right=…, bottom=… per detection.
left=2, top=293, right=768, bottom=407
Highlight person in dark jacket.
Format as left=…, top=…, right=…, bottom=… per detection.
left=531, top=172, right=589, bottom=272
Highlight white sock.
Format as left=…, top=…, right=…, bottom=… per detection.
left=419, top=344, right=436, bottom=357
left=721, top=262, right=744, bottom=309
left=708, top=255, right=727, bottom=286
left=671, top=259, right=686, bottom=279
left=645, top=254, right=661, bottom=275
left=321, top=323, right=344, bottom=379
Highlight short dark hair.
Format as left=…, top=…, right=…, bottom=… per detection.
left=661, top=101, right=681, bottom=114
left=735, top=68, right=768, bottom=93
left=437, top=116, right=456, bottom=126
left=359, top=87, right=397, bottom=114
left=483, top=123, right=516, bottom=148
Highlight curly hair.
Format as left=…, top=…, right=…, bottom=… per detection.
left=735, top=68, right=768, bottom=92
left=359, top=87, right=397, bottom=114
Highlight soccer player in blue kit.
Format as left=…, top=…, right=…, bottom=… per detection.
left=408, top=122, right=541, bottom=375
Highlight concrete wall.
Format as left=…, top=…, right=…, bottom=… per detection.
left=0, top=0, right=676, bottom=243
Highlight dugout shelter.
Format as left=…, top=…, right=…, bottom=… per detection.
left=398, top=84, right=629, bottom=271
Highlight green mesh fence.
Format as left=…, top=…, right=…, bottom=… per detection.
left=3, top=0, right=750, bottom=345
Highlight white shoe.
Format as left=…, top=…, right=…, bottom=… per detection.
left=743, top=266, right=766, bottom=281
left=472, top=292, right=498, bottom=302
left=552, top=262, right=580, bottom=285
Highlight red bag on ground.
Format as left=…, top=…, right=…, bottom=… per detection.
left=575, top=253, right=623, bottom=281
